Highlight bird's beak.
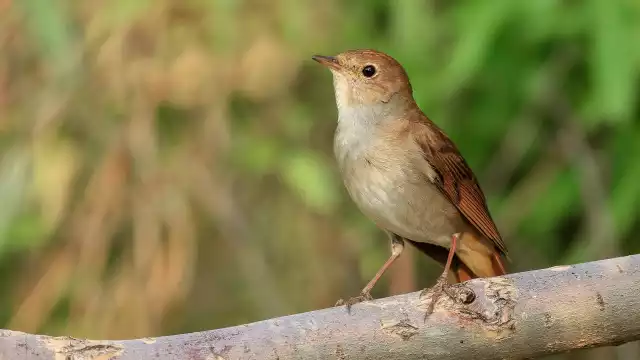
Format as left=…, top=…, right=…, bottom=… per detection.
left=312, top=55, right=341, bottom=71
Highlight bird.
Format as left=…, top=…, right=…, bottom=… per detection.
left=312, top=49, right=508, bottom=314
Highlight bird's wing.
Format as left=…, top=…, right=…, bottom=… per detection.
left=412, top=120, right=508, bottom=256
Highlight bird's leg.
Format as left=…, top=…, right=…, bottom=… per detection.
left=420, top=233, right=460, bottom=317
left=336, top=234, right=404, bottom=312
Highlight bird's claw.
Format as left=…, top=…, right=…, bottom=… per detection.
left=419, top=275, right=453, bottom=320
left=419, top=275, right=476, bottom=321
left=335, top=292, right=373, bottom=314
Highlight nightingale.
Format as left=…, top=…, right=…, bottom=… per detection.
left=312, top=49, right=508, bottom=313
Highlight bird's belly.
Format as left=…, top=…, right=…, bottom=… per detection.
left=345, top=165, right=460, bottom=248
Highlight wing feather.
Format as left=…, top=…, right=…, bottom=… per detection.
left=413, top=121, right=508, bottom=256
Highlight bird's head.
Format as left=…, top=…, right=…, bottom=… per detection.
left=312, top=49, right=414, bottom=111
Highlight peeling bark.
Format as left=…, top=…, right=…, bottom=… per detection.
left=1, top=254, right=640, bottom=359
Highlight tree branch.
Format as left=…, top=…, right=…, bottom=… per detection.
left=2, top=254, right=640, bottom=359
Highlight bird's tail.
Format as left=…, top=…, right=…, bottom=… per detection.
left=407, top=232, right=506, bottom=283
left=454, top=231, right=506, bottom=281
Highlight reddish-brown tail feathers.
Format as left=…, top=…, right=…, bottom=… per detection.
left=407, top=233, right=506, bottom=283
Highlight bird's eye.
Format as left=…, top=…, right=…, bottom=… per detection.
left=362, top=65, right=377, bottom=78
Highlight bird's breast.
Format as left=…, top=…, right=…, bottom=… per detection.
left=334, top=135, right=461, bottom=247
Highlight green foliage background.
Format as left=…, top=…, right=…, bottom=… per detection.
left=1, top=0, right=639, bottom=358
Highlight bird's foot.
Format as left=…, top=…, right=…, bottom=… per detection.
left=419, top=274, right=456, bottom=320
left=335, top=292, right=373, bottom=314
left=419, top=274, right=476, bottom=321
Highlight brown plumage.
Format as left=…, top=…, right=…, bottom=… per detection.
left=412, top=119, right=507, bottom=281
left=312, top=49, right=508, bottom=311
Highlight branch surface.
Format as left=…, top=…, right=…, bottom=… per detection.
left=2, top=254, right=640, bottom=360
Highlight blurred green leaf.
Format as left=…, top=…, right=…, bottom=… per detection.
left=444, top=1, right=513, bottom=95
left=389, top=0, right=434, bottom=56
left=0, top=150, right=32, bottom=256
left=231, top=134, right=282, bottom=175
left=516, top=0, right=560, bottom=42
left=588, top=0, right=637, bottom=123
left=207, top=0, right=241, bottom=51
left=3, top=214, right=47, bottom=253
left=283, top=104, right=314, bottom=139
left=17, top=0, right=76, bottom=78
left=107, top=0, right=152, bottom=24
left=520, top=168, right=581, bottom=254
left=280, top=150, right=340, bottom=214
left=609, top=125, right=640, bottom=240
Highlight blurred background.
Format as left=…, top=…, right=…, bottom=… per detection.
left=1, top=0, right=639, bottom=359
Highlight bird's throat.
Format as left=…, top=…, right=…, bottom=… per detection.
left=333, top=104, right=391, bottom=166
